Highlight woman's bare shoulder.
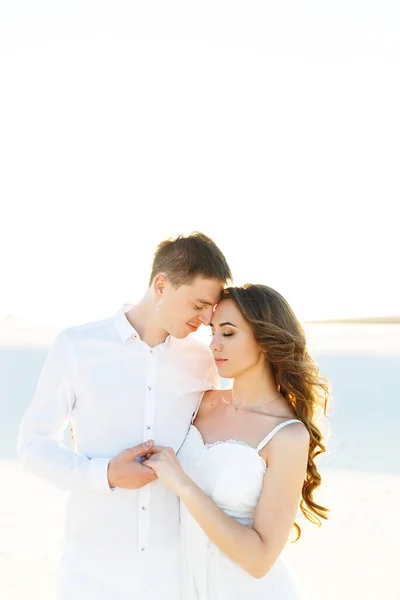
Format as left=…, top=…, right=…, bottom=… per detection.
left=259, top=419, right=310, bottom=463
left=198, top=388, right=232, bottom=416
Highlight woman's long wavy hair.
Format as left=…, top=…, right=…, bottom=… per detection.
left=222, top=284, right=329, bottom=540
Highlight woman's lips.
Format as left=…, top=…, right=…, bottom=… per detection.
left=187, top=323, right=198, bottom=332
left=214, top=358, right=228, bottom=364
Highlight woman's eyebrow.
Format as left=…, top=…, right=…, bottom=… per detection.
left=210, top=321, right=237, bottom=328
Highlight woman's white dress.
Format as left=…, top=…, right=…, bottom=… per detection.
left=177, top=419, right=304, bottom=600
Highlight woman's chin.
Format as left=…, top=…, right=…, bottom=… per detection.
left=216, top=365, right=234, bottom=379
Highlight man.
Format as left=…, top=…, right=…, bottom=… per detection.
left=17, top=232, right=232, bottom=600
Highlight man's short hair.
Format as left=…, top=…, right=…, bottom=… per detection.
left=149, top=232, right=232, bottom=287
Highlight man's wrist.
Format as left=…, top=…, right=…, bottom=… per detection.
left=107, top=460, right=117, bottom=490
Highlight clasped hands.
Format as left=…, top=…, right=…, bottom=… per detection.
left=107, top=439, right=189, bottom=493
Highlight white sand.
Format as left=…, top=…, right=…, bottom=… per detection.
left=1, top=463, right=398, bottom=599
left=1, top=321, right=399, bottom=599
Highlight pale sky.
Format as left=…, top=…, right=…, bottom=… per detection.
left=1, top=1, right=399, bottom=328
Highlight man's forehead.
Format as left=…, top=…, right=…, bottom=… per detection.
left=191, top=278, right=224, bottom=302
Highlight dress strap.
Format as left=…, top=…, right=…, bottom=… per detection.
left=256, top=419, right=302, bottom=452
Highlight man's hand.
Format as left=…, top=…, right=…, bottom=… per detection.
left=107, top=440, right=158, bottom=490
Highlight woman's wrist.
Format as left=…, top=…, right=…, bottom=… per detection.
left=175, top=473, right=195, bottom=497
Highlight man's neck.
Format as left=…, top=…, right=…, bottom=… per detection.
left=125, top=300, right=168, bottom=348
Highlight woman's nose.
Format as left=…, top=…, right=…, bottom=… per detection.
left=209, top=335, right=221, bottom=352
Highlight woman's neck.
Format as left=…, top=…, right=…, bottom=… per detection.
left=231, top=361, right=279, bottom=410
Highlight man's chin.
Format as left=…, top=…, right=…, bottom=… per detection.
left=168, top=324, right=196, bottom=339
left=175, top=331, right=190, bottom=339
left=167, top=328, right=189, bottom=340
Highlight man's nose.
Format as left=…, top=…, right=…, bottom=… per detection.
left=199, top=307, right=213, bottom=326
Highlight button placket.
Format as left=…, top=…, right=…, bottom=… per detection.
left=143, top=349, right=156, bottom=439
left=138, top=348, right=156, bottom=554
left=138, top=485, right=150, bottom=553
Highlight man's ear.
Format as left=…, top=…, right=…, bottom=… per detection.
left=153, top=273, right=168, bottom=298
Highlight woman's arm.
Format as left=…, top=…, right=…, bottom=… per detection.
left=144, top=422, right=309, bottom=578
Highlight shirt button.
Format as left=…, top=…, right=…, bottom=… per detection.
left=150, top=349, right=153, bottom=354
left=146, top=425, right=151, bottom=430
left=147, top=385, right=152, bottom=391
left=142, top=505, right=146, bottom=511
left=141, top=547, right=145, bottom=552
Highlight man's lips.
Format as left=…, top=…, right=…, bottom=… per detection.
left=214, top=358, right=228, bottom=364
left=187, top=323, right=198, bottom=332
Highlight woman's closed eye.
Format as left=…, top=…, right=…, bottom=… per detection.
left=209, top=332, right=234, bottom=337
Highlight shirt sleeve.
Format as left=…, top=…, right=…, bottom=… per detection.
left=189, top=347, right=221, bottom=424
left=17, top=331, right=113, bottom=493
left=206, top=356, right=220, bottom=391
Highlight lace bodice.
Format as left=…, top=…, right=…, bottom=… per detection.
left=178, top=420, right=301, bottom=521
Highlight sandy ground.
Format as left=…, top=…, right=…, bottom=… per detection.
left=1, top=321, right=399, bottom=599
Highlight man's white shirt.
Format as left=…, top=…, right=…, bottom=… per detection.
left=18, top=306, right=219, bottom=599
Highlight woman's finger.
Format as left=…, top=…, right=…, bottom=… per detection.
left=141, top=446, right=166, bottom=456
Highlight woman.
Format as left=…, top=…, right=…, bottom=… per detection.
left=144, top=284, right=329, bottom=599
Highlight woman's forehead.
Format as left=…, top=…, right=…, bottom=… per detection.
left=212, top=299, right=242, bottom=324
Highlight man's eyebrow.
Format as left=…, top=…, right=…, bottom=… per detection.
left=210, top=321, right=237, bottom=328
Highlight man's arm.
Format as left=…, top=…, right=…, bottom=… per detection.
left=17, top=331, right=157, bottom=492
left=17, top=331, right=114, bottom=493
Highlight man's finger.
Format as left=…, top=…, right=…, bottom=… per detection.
left=143, top=445, right=167, bottom=455
left=125, top=440, right=154, bottom=458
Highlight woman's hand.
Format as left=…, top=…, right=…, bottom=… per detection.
left=142, top=446, right=191, bottom=494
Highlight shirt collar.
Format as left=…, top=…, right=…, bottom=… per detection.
left=113, top=304, right=173, bottom=348
left=114, top=305, right=138, bottom=343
